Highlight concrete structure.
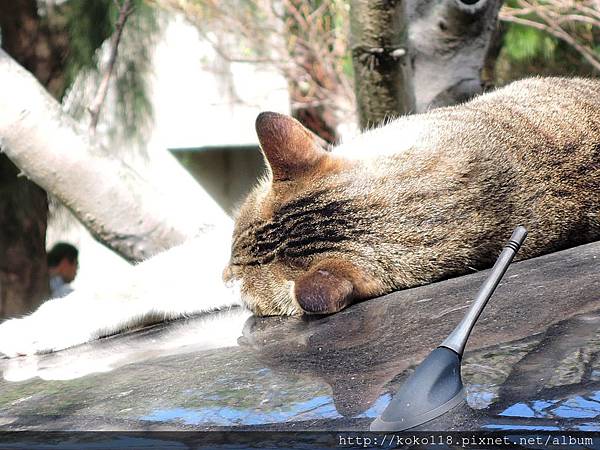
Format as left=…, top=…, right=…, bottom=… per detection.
left=171, top=145, right=265, bottom=216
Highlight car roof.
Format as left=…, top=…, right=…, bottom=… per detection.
left=0, top=241, right=598, bottom=433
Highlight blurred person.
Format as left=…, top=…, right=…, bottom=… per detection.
left=47, top=242, right=79, bottom=298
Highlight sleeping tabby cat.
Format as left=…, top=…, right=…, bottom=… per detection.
left=0, top=77, right=598, bottom=356
left=225, top=77, right=600, bottom=316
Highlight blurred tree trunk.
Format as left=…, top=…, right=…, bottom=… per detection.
left=349, top=0, right=414, bottom=130
left=350, top=0, right=504, bottom=128
left=0, top=2, right=70, bottom=98
left=0, top=159, right=49, bottom=317
left=0, top=0, right=69, bottom=317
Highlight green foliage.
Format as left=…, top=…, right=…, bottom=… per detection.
left=497, top=2, right=600, bottom=84
left=498, top=24, right=598, bottom=84
left=60, top=0, right=114, bottom=93
left=503, top=25, right=556, bottom=62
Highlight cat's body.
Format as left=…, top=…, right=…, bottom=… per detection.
left=227, top=77, right=600, bottom=316
left=0, top=77, right=598, bottom=356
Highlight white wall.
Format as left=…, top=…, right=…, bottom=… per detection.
left=48, top=12, right=290, bottom=291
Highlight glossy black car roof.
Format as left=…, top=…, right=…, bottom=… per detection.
left=0, top=241, right=598, bottom=434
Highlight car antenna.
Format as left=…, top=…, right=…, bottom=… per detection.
left=370, top=226, right=528, bottom=431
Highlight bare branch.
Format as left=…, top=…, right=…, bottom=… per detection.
left=0, top=49, right=227, bottom=262
left=500, top=0, right=600, bottom=73
left=88, top=0, right=135, bottom=135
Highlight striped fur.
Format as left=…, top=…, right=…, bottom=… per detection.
left=226, top=77, right=600, bottom=316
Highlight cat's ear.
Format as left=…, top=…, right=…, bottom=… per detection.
left=294, top=260, right=366, bottom=314
left=255, top=112, right=329, bottom=181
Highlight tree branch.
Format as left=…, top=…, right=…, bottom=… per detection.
left=0, top=49, right=229, bottom=262
left=499, top=0, right=600, bottom=73
left=88, top=0, right=135, bottom=134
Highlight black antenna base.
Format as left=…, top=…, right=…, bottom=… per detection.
left=371, top=226, right=527, bottom=431
left=370, top=347, right=464, bottom=431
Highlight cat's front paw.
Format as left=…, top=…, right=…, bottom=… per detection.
left=0, top=299, right=96, bottom=357
left=0, top=317, right=41, bottom=357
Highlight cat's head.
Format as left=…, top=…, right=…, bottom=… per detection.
left=224, top=112, right=393, bottom=316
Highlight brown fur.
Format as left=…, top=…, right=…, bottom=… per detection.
left=226, top=77, right=600, bottom=316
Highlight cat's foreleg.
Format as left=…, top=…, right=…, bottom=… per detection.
left=0, top=225, right=240, bottom=357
